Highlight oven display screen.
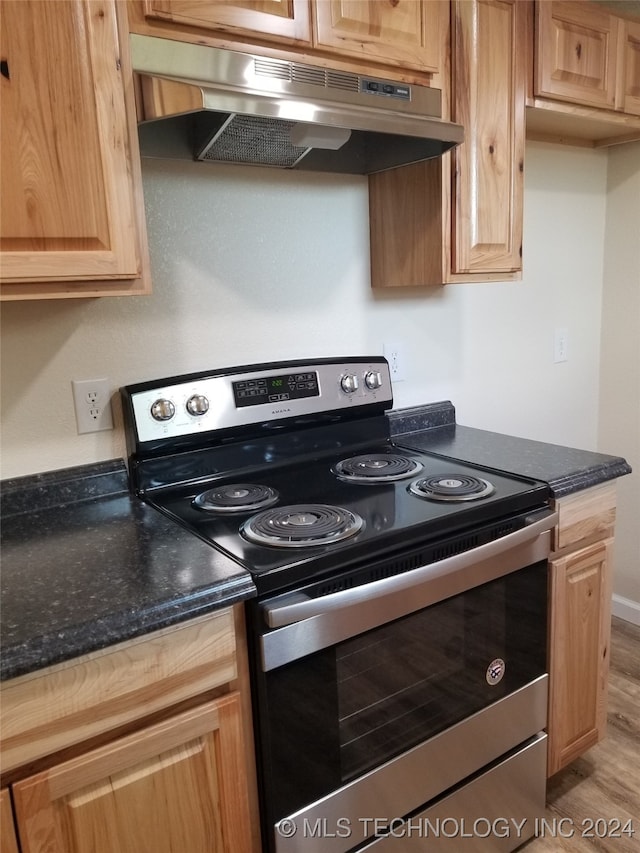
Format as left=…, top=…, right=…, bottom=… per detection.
left=232, top=372, right=319, bottom=408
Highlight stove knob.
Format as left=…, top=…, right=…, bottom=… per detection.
left=186, top=394, right=209, bottom=416
left=340, top=373, right=359, bottom=394
left=150, top=398, right=175, bottom=421
left=365, top=371, right=383, bottom=390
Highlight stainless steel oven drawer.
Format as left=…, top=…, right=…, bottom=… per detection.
left=360, top=733, right=547, bottom=852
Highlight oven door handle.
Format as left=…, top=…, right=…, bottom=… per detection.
left=259, top=508, right=557, bottom=671
left=261, top=508, right=557, bottom=630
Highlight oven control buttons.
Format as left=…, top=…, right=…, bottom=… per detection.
left=150, top=398, right=176, bottom=421
left=365, top=370, right=383, bottom=390
left=486, top=658, right=506, bottom=686
left=186, top=394, right=209, bottom=416
left=340, top=374, right=359, bottom=394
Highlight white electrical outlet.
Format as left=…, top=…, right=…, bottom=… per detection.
left=554, top=328, right=569, bottom=363
left=72, top=378, right=114, bottom=434
left=383, top=343, right=405, bottom=382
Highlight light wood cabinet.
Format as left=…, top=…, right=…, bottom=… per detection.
left=450, top=0, right=526, bottom=276
left=526, top=1, right=640, bottom=147
left=131, top=0, right=446, bottom=77
left=547, top=483, right=617, bottom=777
left=370, top=0, right=526, bottom=287
left=618, top=19, right=640, bottom=116
left=312, top=0, right=442, bottom=74
left=1, top=607, right=259, bottom=853
left=536, top=1, right=619, bottom=110
left=1, top=789, right=19, bottom=853
left=142, top=0, right=311, bottom=46
left=12, top=694, right=251, bottom=853
left=0, top=0, right=150, bottom=300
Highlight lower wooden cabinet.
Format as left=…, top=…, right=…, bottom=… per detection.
left=1, top=607, right=259, bottom=853
left=547, top=483, right=617, bottom=777
left=1, top=789, right=20, bottom=853
left=12, top=693, right=251, bottom=853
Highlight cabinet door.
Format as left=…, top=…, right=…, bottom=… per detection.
left=143, top=0, right=311, bottom=44
left=451, top=0, right=526, bottom=274
left=617, top=20, right=640, bottom=116
left=12, top=694, right=252, bottom=853
left=547, top=539, right=613, bottom=776
left=0, top=1, right=147, bottom=293
left=1, top=790, right=19, bottom=853
left=313, top=0, right=443, bottom=73
left=535, top=1, right=618, bottom=109
left=369, top=0, right=525, bottom=287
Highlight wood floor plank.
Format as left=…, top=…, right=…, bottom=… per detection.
left=523, top=616, right=640, bottom=852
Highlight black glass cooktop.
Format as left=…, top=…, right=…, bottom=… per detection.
left=144, top=444, right=549, bottom=593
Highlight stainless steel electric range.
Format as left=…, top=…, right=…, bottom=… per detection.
left=121, top=356, right=556, bottom=853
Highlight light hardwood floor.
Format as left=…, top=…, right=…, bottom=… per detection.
left=523, top=616, right=640, bottom=852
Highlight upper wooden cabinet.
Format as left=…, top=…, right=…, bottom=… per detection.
left=618, top=19, right=640, bottom=116
left=370, top=0, right=526, bottom=286
left=131, top=0, right=445, bottom=77
left=536, top=1, right=619, bottom=109
left=0, top=0, right=150, bottom=300
left=534, top=1, right=640, bottom=117
left=142, top=0, right=312, bottom=46
left=451, top=0, right=526, bottom=276
left=312, top=0, right=441, bottom=74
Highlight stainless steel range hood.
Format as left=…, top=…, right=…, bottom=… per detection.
left=130, top=35, right=464, bottom=175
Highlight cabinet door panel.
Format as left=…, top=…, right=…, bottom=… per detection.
left=143, top=0, right=311, bottom=44
left=13, top=694, right=252, bottom=853
left=547, top=540, right=613, bottom=776
left=452, top=0, right=525, bottom=273
left=314, top=0, right=443, bottom=73
left=619, top=20, right=640, bottom=116
left=0, top=1, right=141, bottom=284
left=536, top=1, right=618, bottom=109
left=1, top=790, right=19, bottom=853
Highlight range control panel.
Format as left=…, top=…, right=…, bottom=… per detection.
left=123, top=357, right=392, bottom=446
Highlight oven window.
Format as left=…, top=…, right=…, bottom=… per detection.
left=255, top=560, right=547, bottom=823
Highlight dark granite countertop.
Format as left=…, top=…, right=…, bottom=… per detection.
left=389, top=403, right=632, bottom=498
left=1, top=406, right=631, bottom=683
left=0, top=460, right=255, bottom=681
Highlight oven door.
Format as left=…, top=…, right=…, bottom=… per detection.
left=249, top=510, right=556, bottom=853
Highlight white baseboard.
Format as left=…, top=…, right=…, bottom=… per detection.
left=612, top=594, right=640, bottom=626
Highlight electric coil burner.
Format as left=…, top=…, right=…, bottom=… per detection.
left=409, top=473, right=495, bottom=502
left=242, top=504, right=363, bottom=548
left=121, top=356, right=555, bottom=853
left=332, top=453, right=422, bottom=483
left=193, top=483, right=279, bottom=513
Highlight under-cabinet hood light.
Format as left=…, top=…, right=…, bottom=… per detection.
left=289, top=124, right=352, bottom=150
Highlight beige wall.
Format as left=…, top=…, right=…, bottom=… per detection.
left=0, top=142, right=609, bottom=476
left=599, top=141, right=640, bottom=622
left=1, top=140, right=635, bottom=616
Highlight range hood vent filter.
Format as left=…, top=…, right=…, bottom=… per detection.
left=200, top=115, right=307, bottom=168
